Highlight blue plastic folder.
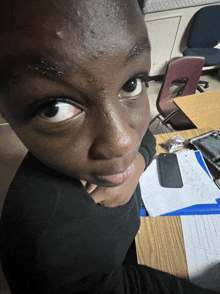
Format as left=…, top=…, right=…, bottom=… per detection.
left=140, top=151, right=220, bottom=217
left=194, top=150, right=212, bottom=179
left=163, top=198, right=220, bottom=216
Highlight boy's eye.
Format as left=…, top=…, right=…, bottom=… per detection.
left=120, top=78, right=143, bottom=97
left=38, top=102, right=81, bottom=122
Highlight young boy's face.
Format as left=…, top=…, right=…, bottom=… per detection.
left=0, top=0, right=151, bottom=187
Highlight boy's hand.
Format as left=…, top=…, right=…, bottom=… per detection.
left=80, top=180, right=98, bottom=194
left=83, top=153, right=145, bottom=208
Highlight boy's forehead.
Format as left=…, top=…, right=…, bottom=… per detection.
left=6, top=0, right=142, bottom=29
left=43, top=0, right=143, bottom=61
left=0, top=0, right=150, bottom=85
left=2, top=0, right=149, bottom=57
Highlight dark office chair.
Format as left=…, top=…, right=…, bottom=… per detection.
left=183, top=5, right=220, bottom=90
left=149, top=56, right=205, bottom=131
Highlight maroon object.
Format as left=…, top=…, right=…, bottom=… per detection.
left=156, top=56, right=205, bottom=130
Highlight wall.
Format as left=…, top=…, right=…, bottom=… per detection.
left=145, top=3, right=220, bottom=76
left=145, top=0, right=220, bottom=13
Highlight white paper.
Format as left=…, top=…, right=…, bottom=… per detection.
left=139, top=150, right=220, bottom=217
left=181, top=215, right=220, bottom=291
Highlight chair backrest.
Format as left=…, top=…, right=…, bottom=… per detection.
left=187, top=5, right=220, bottom=48
left=156, top=56, right=205, bottom=130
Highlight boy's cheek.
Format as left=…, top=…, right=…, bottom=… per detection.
left=135, top=96, right=151, bottom=131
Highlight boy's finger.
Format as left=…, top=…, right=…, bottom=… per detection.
left=80, top=180, right=87, bottom=187
left=86, top=183, right=98, bottom=194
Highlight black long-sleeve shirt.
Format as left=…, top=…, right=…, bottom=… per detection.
left=1, top=129, right=218, bottom=293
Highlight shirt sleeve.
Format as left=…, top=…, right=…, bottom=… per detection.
left=36, top=235, right=219, bottom=294
left=138, top=128, right=156, bottom=170
left=35, top=222, right=219, bottom=294
left=2, top=152, right=219, bottom=294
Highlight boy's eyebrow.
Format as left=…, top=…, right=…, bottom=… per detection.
left=0, top=52, right=66, bottom=86
left=126, top=36, right=151, bottom=63
left=1, top=37, right=151, bottom=86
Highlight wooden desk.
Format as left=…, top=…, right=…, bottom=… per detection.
left=173, top=89, right=220, bottom=130
left=135, top=128, right=213, bottom=279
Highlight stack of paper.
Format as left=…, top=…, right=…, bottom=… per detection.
left=181, top=215, right=220, bottom=292
left=139, top=149, right=220, bottom=217
left=139, top=149, right=220, bottom=291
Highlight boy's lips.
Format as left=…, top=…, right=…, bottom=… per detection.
left=95, top=161, right=135, bottom=185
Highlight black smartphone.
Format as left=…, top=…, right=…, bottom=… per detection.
left=157, top=153, right=183, bottom=188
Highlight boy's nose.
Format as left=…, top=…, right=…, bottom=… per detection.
left=89, top=109, right=138, bottom=160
